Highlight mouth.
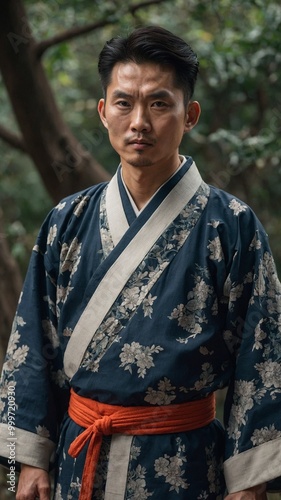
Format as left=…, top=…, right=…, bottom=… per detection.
left=127, top=138, right=154, bottom=150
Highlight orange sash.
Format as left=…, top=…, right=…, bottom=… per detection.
left=68, top=388, right=216, bottom=499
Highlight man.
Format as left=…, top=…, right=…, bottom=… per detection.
left=0, top=26, right=280, bottom=499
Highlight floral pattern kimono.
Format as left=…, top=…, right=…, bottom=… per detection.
left=0, top=156, right=281, bottom=499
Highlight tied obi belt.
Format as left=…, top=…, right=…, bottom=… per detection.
left=68, top=388, right=216, bottom=499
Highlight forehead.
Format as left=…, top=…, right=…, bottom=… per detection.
left=108, top=61, right=179, bottom=94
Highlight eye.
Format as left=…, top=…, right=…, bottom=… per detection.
left=152, top=101, right=167, bottom=108
left=117, top=100, right=130, bottom=107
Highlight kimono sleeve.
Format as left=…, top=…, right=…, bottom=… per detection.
left=0, top=206, right=70, bottom=472
left=222, top=208, right=281, bottom=493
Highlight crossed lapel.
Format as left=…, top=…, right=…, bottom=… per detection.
left=64, top=159, right=203, bottom=378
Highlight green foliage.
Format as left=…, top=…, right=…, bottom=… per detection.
left=171, top=0, right=281, bottom=274
left=0, top=141, right=52, bottom=272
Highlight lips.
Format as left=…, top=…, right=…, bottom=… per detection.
left=126, top=137, right=154, bottom=147
left=129, top=141, right=152, bottom=151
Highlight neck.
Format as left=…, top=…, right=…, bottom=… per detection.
left=121, top=156, right=182, bottom=210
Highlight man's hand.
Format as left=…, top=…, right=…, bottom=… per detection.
left=225, top=483, right=267, bottom=499
left=16, top=464, right=50, bottom=500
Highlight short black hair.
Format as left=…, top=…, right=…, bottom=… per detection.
left=98, top=26, right=199, bottom=105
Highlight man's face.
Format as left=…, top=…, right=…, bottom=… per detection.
left=98, top=62, right=200, bottom=172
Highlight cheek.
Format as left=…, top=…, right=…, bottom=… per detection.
left=108, top=124, right=123, bottom=139
left=107, top=124, right=126, bottom=149
left=160, top=119, right=185, bottom=142
left=107, top=114, right=128, bottom=133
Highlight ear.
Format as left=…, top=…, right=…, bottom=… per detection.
left=184, top=101, right=201, bottom=133
left=97, top=98, right=108, bottom=129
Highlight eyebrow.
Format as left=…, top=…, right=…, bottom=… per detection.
left=111, top=90, right=132, bottom=99
left=111, top=89, right=173, bottom=99
left=148, top=90, right=173, bottom=99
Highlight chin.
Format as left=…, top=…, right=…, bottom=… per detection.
left=129, top=162, right=153, bottom=168
left=127, top=156, right=154, bottom=168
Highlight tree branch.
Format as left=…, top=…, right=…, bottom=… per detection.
left=0, top=0, right=111, bottom=203
left=0, top=124, right=27, bottom=152
left=35, top=0, right=171, bottom=58
left=35, top=18, right=117, bottom=59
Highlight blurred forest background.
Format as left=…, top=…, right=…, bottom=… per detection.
left=0, top=0, right=280, bottom=497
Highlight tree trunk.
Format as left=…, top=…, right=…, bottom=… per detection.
left=0, top=0, right=110, bottom=205
left=0, top=211, right=23, bottom=366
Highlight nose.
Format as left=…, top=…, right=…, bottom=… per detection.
left=130, top=105, right=151, bottom=133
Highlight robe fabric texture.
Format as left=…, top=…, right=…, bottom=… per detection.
left=0, top=157, right=281, bottom=499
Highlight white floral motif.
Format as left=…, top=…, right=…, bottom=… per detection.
left=47, top=224, right=57, bottom=245
left=54, top=483, right=63, bottom=500
left=227, top=380, right=256, bottom=452
left=51, top=368, right=68, bottom=388
left=56, top=284, right=74, bottom=305
left=204, top=443, right=223, bottom=495
left=172, top=229, right=190, bottom=245
left=208, top=220, right=221, bottom=228
left=0, top=317, right=29, bottom=421
left=154, top=439, right=189, bottom=493
left=229, top=199, right=247, bottom=216
left=56, top=237, right=82, bottom=308
left=207, top=236, right=224, bottom=262
left=33, top=244, right=40, bottom=253
left=36, top=425, right=50, bottom=438
left=142, top=293, right=157, bottom=318
left=5, top=330, right=29, bottom=371
left=63, top=327, right=73, bottom=337
left=197, top=194, right=208, bottom=208
left=253, top=252, right=281, bottom=320
left=144, top=378, right=176, bottom=405
left=92, top=438, right=111, bottom=496
left=229, top=283, right=244, bottom=306
left=249, top=232, right=262, bottom=251
left=55, top=202, right=66, bottom=211
left=100, top=227, right=114, bottom=258
left=99, top=187, right=114, bottom=260
left=43, top=295, right=57, bottom=315
left=59, top=238, right=82, bottom=275
left=73, top=195, right=90, bottom=217
left=130, top=445, right=141, bottom=461
left=68, top=476, right=82, bottom=497
left=197, top=492, right=208, bottom=499
left=222, top=329, right=238, bottom=354
left=255, top=360, right=281, bottom=391
left=244, top=272, right=253, bottom=284
left=12, top=345, right=29, bottom=366
left=82, top=317, right=123, bottom=372
left=6, top=330, right=21, bottom=355
left=169, top=271, right=215, bottom=341
left=200, top=346, right=214, bottom=356
left=119, top=342, right=164, bottom=378
left=192, top=363, right=216, bottom=391
left=0, top=379, right=10, bottom=401
left=120, top=287, right=146, bottom=313
left=222, top=270, right=245, bottom=311
left=251, top=424, right=281, bottom=446
left=118, top=282, right=157, bottom=318
left=127, top=464, right=153, bottom=499
left=253, top=320, right=267, bottom=350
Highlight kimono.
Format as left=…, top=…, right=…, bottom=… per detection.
left=0, top=156, right=281, bottom=499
